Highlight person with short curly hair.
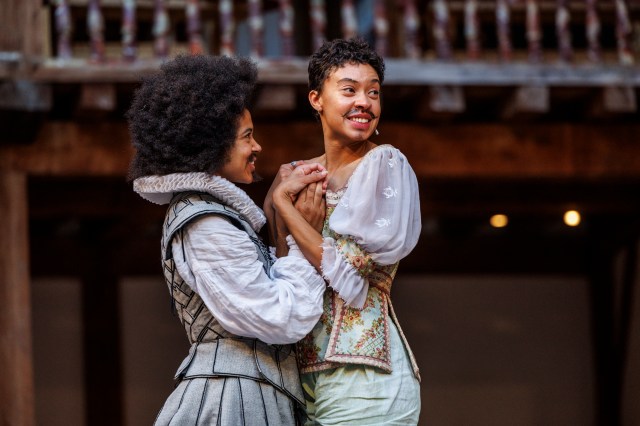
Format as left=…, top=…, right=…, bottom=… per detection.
left=266, top=38, right=422, bottom=425
left=128, top=54, right=329, bottom=425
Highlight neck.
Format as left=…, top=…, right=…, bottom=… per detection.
left=322, top=138, right=373, bottom=191
left=323, top=138, right=371, bottom=170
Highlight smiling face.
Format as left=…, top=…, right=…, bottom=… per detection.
left=309, top=63, right=381, bottom=144
left=216, top=109, right=261, bottom=184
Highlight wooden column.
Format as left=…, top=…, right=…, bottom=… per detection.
left=0, top=170, right=34, bottom=426
left=82, top=252, right=122, bottom=426
left=0, top=0, right=45, bottom=59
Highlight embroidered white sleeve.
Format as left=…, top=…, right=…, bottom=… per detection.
left=320, top=145, right=422, bottom=309
left=328, top=145, right=422, bottom=265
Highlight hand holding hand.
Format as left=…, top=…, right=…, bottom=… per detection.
left=294, top=181, right=326, bottom=233
left=273, top=163, right=327, bottom=208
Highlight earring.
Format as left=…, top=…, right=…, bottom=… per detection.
left=374, top=129, right=380, bottom=136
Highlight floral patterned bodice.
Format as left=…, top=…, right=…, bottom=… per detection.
left=296, top=187, right=420, bottom=379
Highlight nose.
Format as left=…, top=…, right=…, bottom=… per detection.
left=354, top=90, right=372, bottom=110
left=252, top=137, right=262, bottom=153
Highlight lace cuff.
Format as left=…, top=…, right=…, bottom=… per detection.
left=320, top=237, right=370, bottom=309
left=286, top=235, right=305, bottom=258
left=335, top=236, right=375, bottom=277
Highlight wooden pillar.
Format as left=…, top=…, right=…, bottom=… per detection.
left=0, top=170, right=35, bottom=426
left=79, top=224, right=123, bottom=425
left=0, top=0, right=45, bottom=60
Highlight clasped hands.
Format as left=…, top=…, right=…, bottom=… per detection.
left=271, top=161, right=327, bottom=233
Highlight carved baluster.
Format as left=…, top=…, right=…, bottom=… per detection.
left=219, top=0, right=234, bottom=56
left=54, top=0, right=73, bottom=59
left=122, top=0, right=137, bottom=61
left=279, top=0, right=294, bottom=57
left=556, top=0, right=572, bottom=62
left=341, top=0, right=358, bottom=39
left=87, top=0, right=105, bottom=62
left=496, top=0, right=512, bottom=61
left=526, top=0, right=542, bottom=62
left=374, top=0, right=388, bottom=56
left=248, top=0, right=263, bottom=57
left=464, top=0, right=480, bottom=59
left=310, top=0, right=327, bottom=51
left=585, top=0, right=600, bottom=62
left=186, top=0, right=204, bottom=55
left=153, top=0, right=170, bottom=58
left=433, top=0, right=451, bottom=60
left=404, top=0, right=420, bottom=59
left=615, top=0, right=634, bottom=64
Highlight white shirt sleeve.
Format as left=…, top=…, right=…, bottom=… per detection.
left=321, top=145, right=422, bottom=309
left=171, top=215, right=326, bottom=345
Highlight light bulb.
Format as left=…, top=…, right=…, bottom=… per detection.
left=490, top=214, right=508, bottom=228
left=563, top=210, right=581, bottom=227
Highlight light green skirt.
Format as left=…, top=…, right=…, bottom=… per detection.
left=301, top=321, right=421, bottom=426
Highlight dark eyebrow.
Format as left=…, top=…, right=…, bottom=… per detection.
left=336, top=77, right=381, bottom=85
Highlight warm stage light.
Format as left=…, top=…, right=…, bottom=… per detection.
left=563, top=210, right=581, bottom=227
left=490, top=214, right=508, bottom=228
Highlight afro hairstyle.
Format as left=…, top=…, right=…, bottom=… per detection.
left=127, top=54, right=257, bottom=180
left=308, top=37, right=385, bottom=93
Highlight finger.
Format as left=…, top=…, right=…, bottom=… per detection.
left=294, top=163, right=326, bottom=176
left=301, top=182, right=311, bottom=203
left=306, top=182, right=317, bottom=203
left=277, top=165, right=292, bottom=181
left=313, top=178, right=324, bottom=204
left=300, top=170, right=328, bottom=185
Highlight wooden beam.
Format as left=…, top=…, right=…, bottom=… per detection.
left=0, top=80, right=51, bottom=112
left=3, top=121, right=640, bottom=179
left=29, top=59, right=640, bottom=87
left=78, top=83, right=116, bottom=111
left=427, top=86, right=466, bottom=114
left=0, top=121, right=134, bottom=176
left=589, top=86, right=638, bottom=116
left=253, top=85, right=296, bottom=111
left=501, top=85, right=549, bottom=119
left=0, top=170, right=35, bottom=426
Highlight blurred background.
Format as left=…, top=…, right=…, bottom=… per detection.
left=1, top=1, right=640, bottom=425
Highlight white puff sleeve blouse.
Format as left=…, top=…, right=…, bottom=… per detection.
left=172, top=217, right=326, bottom=345
left=320, top=145, right=422, bottom=309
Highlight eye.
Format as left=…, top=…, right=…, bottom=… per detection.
left=369, top=89, right=380, bottom=96
left=342, top=87, right=356, bottom=94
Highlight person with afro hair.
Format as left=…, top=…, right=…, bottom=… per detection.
left=128, top=54, right=330, bottom=425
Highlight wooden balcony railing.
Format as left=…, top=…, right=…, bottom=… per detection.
left=1, top=1, right=639, bottom=108
left=43, top=1, right=638, bottom=61
left=13, top=0, right=634, bottom=88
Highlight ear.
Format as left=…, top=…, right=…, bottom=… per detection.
left=308, top=90, right=322, bottom=113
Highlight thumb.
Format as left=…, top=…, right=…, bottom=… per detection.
left=298, top=169, right=328, bottom=185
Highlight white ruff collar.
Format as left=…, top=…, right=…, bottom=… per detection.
left=133, top=172, right=266, bottom=232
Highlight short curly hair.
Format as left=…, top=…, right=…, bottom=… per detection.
left=308, top=38, right=385, bottom=93
left=127, top=55, right=257, bottom=180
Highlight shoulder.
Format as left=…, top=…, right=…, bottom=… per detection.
left=363, top=144, right=406, bottom=163
left=354, top=145, right=411, bottom=174
left=183, top=212, right=246, bottom=236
